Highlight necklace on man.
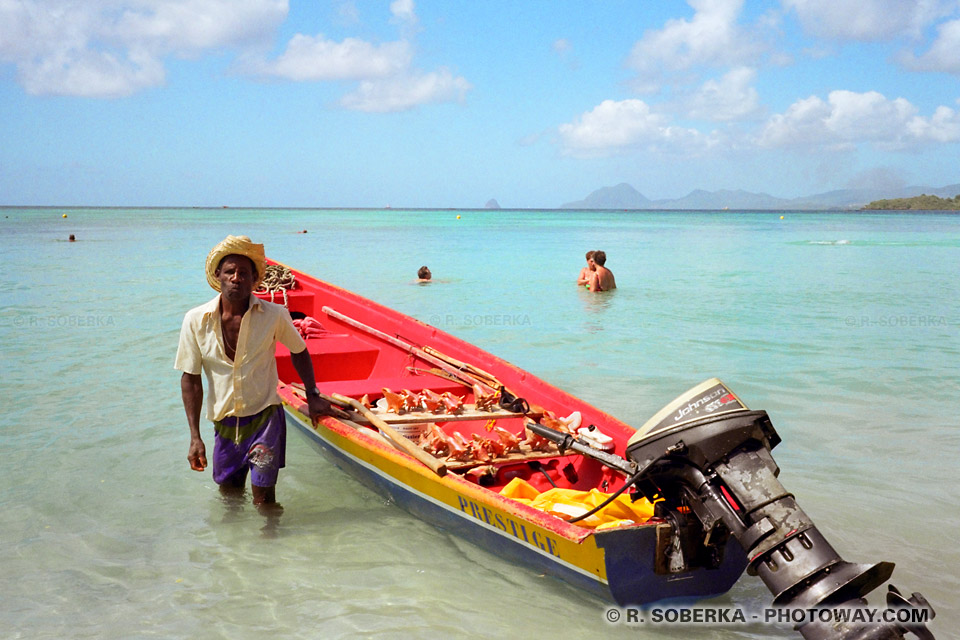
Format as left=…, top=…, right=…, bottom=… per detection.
left=223, top=325, right=238, bottom=360
left=225, top=335, right=237, bottom=360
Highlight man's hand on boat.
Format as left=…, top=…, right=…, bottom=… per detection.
left=305, top=394, right=342, bottom=423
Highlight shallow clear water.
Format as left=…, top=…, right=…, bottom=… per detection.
left=1, top=207, right=957, bottom=639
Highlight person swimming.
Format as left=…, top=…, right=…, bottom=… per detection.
left=417, top=265, right=432, bottom=282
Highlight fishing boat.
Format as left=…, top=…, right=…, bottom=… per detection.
left=259, top=260, right=934, bottom=640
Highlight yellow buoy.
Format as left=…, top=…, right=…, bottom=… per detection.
left=62, top=213, right=67, bottom=218
left=780, top=215, right=784, bottom=220
left=456, top=215, right=461, bottom=219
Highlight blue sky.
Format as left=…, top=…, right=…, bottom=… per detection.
left=2, top=0, right=959, bottom=208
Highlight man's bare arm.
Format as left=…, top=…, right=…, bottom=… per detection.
left=290, top=348, right=337, bottom=421
left=181, top=372, right=206, bottom=471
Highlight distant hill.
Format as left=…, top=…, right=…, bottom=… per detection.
left=863, top=194, right=960, bottom=210
left=561, top=183, right=651, bottom=209
left=485, top=198, right=501, bottom=209
left=561, top=183, right=960, bottom=210
left=668, top=189, right=790, bottom=210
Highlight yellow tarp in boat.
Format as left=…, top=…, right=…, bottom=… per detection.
left=500, top=477, right=656, bottom=530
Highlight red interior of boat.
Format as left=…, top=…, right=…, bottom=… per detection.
left=261, top=261, right=636, bottom=495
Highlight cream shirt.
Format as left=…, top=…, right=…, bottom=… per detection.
left=175, top=295, right=307, bottom=421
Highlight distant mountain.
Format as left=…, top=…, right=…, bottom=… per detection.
left=485, top=198, right=501, bottom=209
left=561, top=183, right=960, bottom=211
left=561, top=183, right=651, bottom=209
left=668, top=189, right=790, bottom=210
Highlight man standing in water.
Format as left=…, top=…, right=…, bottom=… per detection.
left=175, top=235, right=336, bottom=509
left=588, top=250, right=616, bottom=292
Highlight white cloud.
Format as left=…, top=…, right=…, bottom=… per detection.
left=0, top=0, right=287, bottom=97
left=255, top=0, right=468, bottom=112
left=390, top=0, right=417, bottom=25
left=111, top=0, right=288, bottom=53
left=558, top=99, right=705, bottom=156
left=685, top=67, right=762, bottom=121
left=0, top=0, right=468, bottom=109
left=253, top=35, right=412, bottom=81
left=907, top=102, right=960, bottom=142
left=784, top=2, right=960, bottom=75
left=757, top=90, right=960, bottom=150
left=340, top=68, right=471, bottom=112
left=782, top=0, right=953, bottom=41
left=19, top=47, right=167, bottom=99
left=626, top=0, right=766, bottom=92
left=757, top=95, right=833, bottom=147
left=900, top=18, right=960, bottom=73
left=561, top=89, right=960, bottom=160
left=389, top=0, right=420, bottom=39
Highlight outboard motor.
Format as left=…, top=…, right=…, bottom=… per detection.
left=624, top=378, right=934, bottom=640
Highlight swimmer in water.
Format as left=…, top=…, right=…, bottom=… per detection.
left=587, top=251, right=616, bottom=292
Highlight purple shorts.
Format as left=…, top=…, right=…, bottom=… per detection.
left=212, top=405, right=286, bottom=487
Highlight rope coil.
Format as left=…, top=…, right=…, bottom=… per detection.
left=255, top=264, right=297, bottom=306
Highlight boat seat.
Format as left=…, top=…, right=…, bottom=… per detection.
left=276, top=334, right=380, bottom=382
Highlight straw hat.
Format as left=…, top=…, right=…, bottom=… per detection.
left=205, top=235, right=266, bottom=291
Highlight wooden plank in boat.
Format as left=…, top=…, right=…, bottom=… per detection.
left=332, top=415, right=563, bottom=471
left=369, top=404, right=530, bottom=424
left=283, top=378, right=566, bottom=473
left=290, top=384, right=541, bottom=425
left=442, top=447, right=563, bottom=471
left=288, top=383, right=539, bottom=423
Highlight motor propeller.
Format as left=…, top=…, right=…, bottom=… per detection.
left=885, top=586, right=936, bottom=640
left=621, top=378, right=936, bottom=640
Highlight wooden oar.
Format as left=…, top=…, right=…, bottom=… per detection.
left=331, top=393, right=447, bottom=477
left=412, top=347, right=543, bottom=415
left=321, top=306, right=495, bottom=395
left=320, top=307, right=545, bottom=420
left=421, top=346, right=502, bottom=389
left=288, top=386, right=448, bottom=470
left=406, top=366, right=473, bottom=387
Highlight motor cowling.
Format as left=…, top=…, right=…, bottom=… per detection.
left=625, top=379, right=935, bottom=640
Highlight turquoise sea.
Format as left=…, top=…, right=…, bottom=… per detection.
left=1, top=207, right=957, bottom=639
